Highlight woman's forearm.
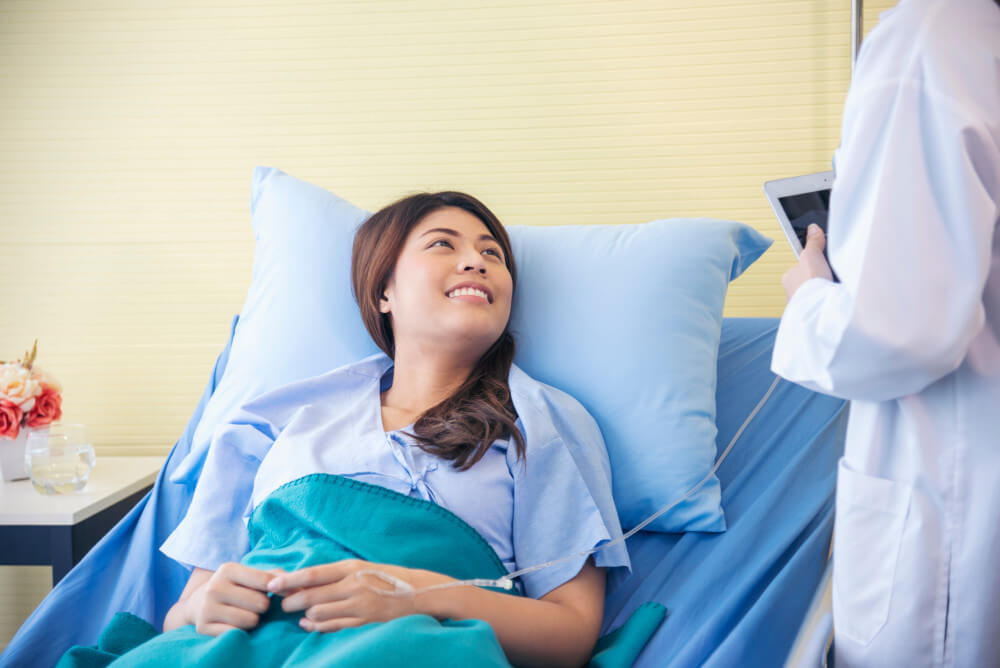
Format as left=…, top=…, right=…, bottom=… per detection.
left=411, top=570, right=602, bottom=668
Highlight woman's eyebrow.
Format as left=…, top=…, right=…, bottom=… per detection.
left=419, top=227, right=498, bottom=243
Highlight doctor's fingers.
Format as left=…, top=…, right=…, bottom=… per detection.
left=804, top=223, right=826, bottom=251
left=798, top=230, right=833, bottom=282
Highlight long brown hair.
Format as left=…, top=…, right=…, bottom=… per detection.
left=351, top=191, right=526, bottom=470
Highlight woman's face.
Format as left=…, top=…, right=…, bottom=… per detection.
left=380, top=206, right=513, bottom=361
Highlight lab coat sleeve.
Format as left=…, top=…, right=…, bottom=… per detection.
left=772, top=76, right=998, bottom=402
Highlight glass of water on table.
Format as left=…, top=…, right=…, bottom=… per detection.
left=25, top=423, right=97, bottom=494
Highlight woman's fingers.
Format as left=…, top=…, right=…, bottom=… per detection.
left=211, top=581, right=271, bottom=615
left=193, top=597, right=262, bottom=635
left=190, top=562, right=280, bottom=635
left=301, top=599, right=358, bottom=623
left=206, top=605, right=261, bottom=631
left=281, top=581, right=353, bottom=612
left=269, top=559, right=363, bottom=595
left=208, top=564, right=275, bottom=614
left=217, top=562, right=280, bottom=592
left=196, top=622, right=241, bottom=637
left=299, top=616, right=366, bottom=633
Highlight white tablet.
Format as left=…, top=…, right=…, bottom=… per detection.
left=763, top=170, right=834, bottom=257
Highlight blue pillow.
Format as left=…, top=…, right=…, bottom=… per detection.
left=172, top=166, right=772, bottom=532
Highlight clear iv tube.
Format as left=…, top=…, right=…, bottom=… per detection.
left=359, top=375, right=783, bottom=598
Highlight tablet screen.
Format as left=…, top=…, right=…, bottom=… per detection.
left=778, top=188, right=839, bottom=282
left=778, top=189, right=830, bottom=250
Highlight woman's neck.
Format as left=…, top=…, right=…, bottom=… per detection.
left=381, top=344, right=477, bottom=418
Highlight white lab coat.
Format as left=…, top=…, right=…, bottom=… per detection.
left=771, top=0, right=1000, bottom=665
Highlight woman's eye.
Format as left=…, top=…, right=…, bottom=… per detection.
left=429, top=239, right=453, bottom=249
left=483, top=248, right=503, bottom=259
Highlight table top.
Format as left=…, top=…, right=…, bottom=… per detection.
left=0, top=456, right=164, bottom=525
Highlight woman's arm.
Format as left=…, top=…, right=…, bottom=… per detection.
left=422, top=558, right=606, bottom=668
left=271, top=558, right=605, bottom=668
left=163, top=564, right=279, bottom=636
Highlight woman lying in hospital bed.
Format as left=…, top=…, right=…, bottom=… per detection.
left=57, top=191, right=646, bottom=668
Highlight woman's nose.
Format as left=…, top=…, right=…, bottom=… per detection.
left=459, top=251, right=487, bottom=274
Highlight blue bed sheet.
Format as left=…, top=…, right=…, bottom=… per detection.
left=602, top=318, right=847, bottom=667
left=1, top=317, right=846, bottom=668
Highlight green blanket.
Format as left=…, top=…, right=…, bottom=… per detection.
left=58, top=474, right=665, bottom=667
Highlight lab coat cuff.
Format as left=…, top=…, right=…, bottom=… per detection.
left=771, top=277, right=839, bottom=394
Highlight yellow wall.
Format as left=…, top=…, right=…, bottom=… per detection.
left=0, top=0, right=895, bottom=650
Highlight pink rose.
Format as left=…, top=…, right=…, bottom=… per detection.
left=0, top=399, right=23, bottom=439
left=26, top=388, right=61, bottom=429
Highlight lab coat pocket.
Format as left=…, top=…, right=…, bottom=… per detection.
left=832, top=458, right=912, bottom=647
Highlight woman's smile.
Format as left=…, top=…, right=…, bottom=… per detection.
left=445, top=282, right=493, bottom=304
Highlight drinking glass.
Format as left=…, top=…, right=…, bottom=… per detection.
left=24, top=423, right=97, bottom=494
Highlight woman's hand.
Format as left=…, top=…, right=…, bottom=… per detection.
left=268, top=559, right=432, bottom=633
left=181, top=563, right=282, bottom=636
left=782, top=223, right=834, bottom=302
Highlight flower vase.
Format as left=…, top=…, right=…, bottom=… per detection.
left=0, top=429, right=31, bottom=481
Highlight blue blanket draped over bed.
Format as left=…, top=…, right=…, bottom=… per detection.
left=0, top=317, right=847, bottom=668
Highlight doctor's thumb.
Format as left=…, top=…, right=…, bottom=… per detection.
left=805, top=223, right=826, bottom=251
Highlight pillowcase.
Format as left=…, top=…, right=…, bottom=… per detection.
left=171, top=166, right=772, bottom=532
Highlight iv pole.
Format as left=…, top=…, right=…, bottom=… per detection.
left=852, top=0, right=863, bottom=75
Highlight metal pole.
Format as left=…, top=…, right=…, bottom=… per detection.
left=851, top=0, right=864, bottom=76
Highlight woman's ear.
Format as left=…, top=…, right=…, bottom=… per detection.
left=379, top=289, right=391, bottom=314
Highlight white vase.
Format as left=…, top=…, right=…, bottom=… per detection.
left=1, top=429, right=31, bottom=481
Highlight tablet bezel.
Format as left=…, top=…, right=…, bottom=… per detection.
left=763, top=170, right=834, bottom=257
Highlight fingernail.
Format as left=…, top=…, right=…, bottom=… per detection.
left=267, top=579, right=280, bottom=592
left=808, top=224, right=820, bottom=235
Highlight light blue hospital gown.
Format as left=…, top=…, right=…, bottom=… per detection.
left=161, top=353, right=630, bottom=599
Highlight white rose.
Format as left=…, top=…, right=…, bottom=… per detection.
left=0, top=364, right=40, bottom=411
left=30, top=366, right=62, bottom=393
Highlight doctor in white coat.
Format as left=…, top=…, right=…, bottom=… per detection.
left=771, top=0, right=1000, bottom=665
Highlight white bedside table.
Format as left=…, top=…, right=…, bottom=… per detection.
left=0, top=456, right=164, bottom=586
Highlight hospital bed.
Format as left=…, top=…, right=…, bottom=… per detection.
left=1, top=314, right=845, bottom=667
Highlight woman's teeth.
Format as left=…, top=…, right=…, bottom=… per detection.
left=448, top=287, right=489, bottom=301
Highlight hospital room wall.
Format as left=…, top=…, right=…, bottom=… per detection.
left=0, top=0, right=894, bottom=649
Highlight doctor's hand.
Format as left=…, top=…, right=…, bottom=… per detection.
left=269, top=559, right=440, bottom=633
left=782, top=224, right=833, bottom=302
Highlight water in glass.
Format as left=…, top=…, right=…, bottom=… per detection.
left=25, top=424, right=96, bottom=494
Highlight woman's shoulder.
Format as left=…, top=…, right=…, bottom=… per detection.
left=507, top=364, right=604, bottom=450
left=242, top=352, right=392, bottom=412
